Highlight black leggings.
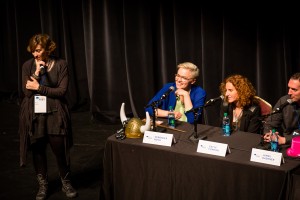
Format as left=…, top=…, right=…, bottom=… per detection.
left=32, top=135, right=70, bottom=178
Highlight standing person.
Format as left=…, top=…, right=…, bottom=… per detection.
left=145, top=62, right=206, bottom=124
left=219, top=74, right=261, bottom=133
left=263, top=72, right=300, bottom=145
left=19, top=33, right=77, bottom=199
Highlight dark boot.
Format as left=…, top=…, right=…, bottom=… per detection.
left=61, top=172, right=78, bottom=198
left=36, top=174, right=48, bottom=200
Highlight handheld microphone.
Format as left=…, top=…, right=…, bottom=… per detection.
left=160, top=86, right=175, bottom=100
left=205, top=95, right=224, bottom=106
left=272, top=99, right=293, bottom=114
left=40, top=65, right=45, bottom=74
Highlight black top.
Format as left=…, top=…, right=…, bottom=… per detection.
left=264, top=95, right=300, bottom=144
left=19, top=57, right=73, bottom=166
left=220, top=102, right=261, bottom=134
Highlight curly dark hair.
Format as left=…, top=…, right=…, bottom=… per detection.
left=219, top=74, right=257, bottom=108
left=27, top=33, right=56, bottom=55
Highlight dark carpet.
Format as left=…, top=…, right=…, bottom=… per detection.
left=0, top=99, right=120, bottom=200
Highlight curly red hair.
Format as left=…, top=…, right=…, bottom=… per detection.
left=219, top=74, right=257, bottom=108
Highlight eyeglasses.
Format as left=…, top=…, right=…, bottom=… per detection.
left=175, top=74, right=193, bottom=82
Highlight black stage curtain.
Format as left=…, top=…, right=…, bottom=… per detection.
left=1, top=0, right=299, bottom=124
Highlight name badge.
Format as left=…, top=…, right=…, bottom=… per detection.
left=34, top=95, right=47, bottom=113
left=143, top=131, right=174, bottom=147
left=197, top=140, right=230, bottom=157
left=250, top=148, right=284, bottom=166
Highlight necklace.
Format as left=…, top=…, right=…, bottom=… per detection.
left=233, top=108, right=243, bottom=131
left=233, top=108, right=243, bottom=122
left=46, top=59, right=55, bottom=72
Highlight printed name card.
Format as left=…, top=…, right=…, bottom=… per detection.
left=34, top=95, right=47, bottom=113
left=197, top=140, right=230, bottom=157
left=143, top=131, right=174, bottom=147
left=250, top=148, right=284, bottom=166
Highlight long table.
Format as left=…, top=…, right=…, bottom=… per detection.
left=100, top=121, right=300, bottom=200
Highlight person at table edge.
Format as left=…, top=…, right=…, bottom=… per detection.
left=145, top=62, right=206, bottom=124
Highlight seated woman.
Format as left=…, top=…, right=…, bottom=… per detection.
left=145, top=62, right=206, bottom=124
left=219, top=74, right=261, bottom=133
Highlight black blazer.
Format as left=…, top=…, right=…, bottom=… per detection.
left=220, top=103, right=261, bottom=134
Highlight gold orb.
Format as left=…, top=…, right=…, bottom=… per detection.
left=125, top=118, right=144, bottom=138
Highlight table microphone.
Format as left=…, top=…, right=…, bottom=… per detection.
left=160, top=86, right=175, bottom=100
left=272, top=99, right=293, bottom=114
left=205, top=95, right=224, bottom=106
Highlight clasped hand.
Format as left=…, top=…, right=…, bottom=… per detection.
left=26, top=77, right=39, bottom=90
left=263, top=130, right=286, bottom=145
left=173, top=111, right=182, bottom=120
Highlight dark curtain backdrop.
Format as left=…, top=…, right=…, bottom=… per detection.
left=1, top=0, right=299, bottom=124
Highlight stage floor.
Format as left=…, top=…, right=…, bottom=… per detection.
left=0, top=100, right=120, bottom=200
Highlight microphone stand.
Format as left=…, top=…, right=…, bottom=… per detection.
left=151, top=101, right=158, bottom=131
left=256, top=115, right=268, bottom=149
left=189, top=106, right=207, bottom=142
left=145, top=100, right=159, bottom=131
left=146, top=98, right=169, bottom=132
left=257, top=113, right=275, bottom=150
left=145, top=87, right=176, bottom=131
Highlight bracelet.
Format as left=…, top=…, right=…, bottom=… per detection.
left=32, top=73, right=40, bottom=80
left=37, top=85, right=42, bottom=92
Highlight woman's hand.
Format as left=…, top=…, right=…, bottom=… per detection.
left=175, top=88, right=193, bottom=111
left=34, top=59, right=46, bottom=75
left=175, top=88, right=189, bottom=97
left=173, top=111, right=182, bottom=120
left=26, top=77, right=40, bottom=90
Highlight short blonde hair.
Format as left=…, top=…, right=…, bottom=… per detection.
left=177, top=62, right=199, bottom=78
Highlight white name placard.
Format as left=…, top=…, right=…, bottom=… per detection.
left=197, top=140, right=230, bottom=157
left=250, top=148, right=284, bottom=166
left=143, top=131, right=174, bottom=147
left=34, top=95, right=47, bottom=113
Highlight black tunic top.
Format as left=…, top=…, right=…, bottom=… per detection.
left=19, top=57, right=73, bottom=166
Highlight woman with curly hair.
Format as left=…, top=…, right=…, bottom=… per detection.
left=219, top=74, right=261, bottom=133
left=19, top=33, right=77, bottom=199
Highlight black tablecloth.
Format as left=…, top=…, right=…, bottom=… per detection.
left=100, top=121, right=300, bottom=200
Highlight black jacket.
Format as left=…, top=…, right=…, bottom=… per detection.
left=220, top=102, right=261, bottom=134
left=264, top=95, right=300, bottom=144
